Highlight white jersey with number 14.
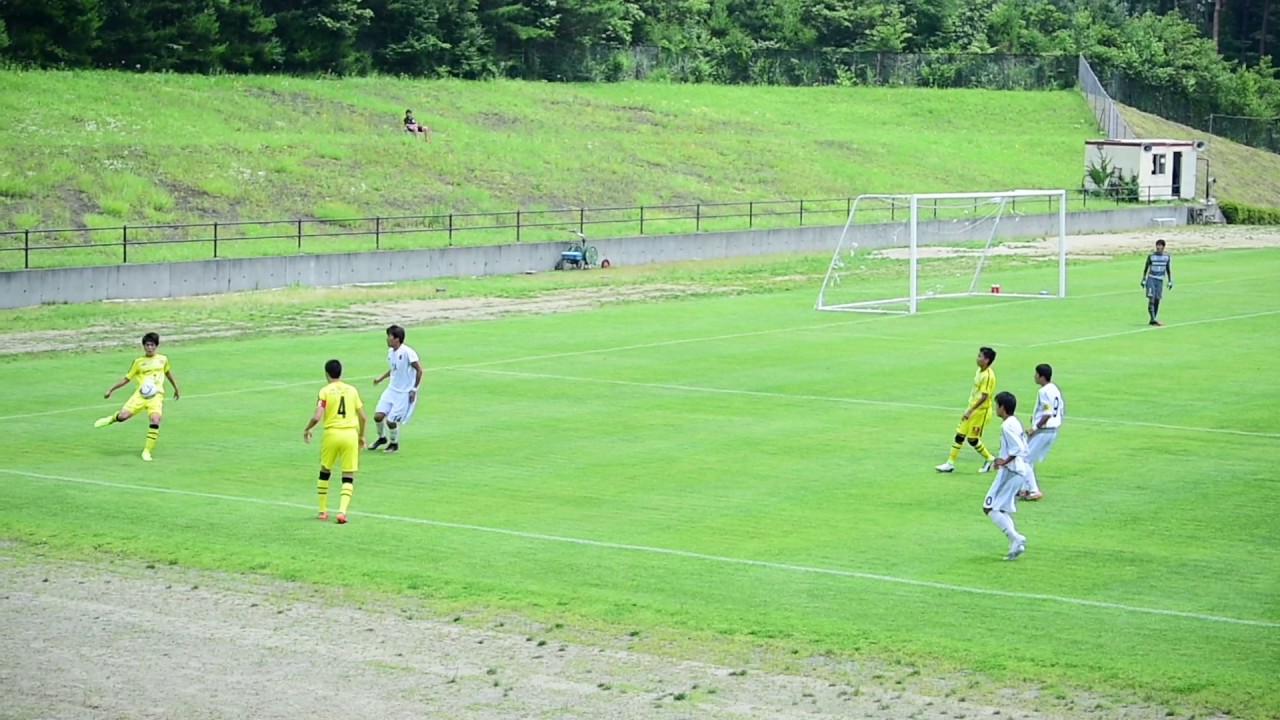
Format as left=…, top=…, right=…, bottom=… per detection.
left=386, top=344, right=420, bottom=393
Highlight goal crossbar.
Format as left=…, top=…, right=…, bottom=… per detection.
left=905, top=189, right=1068, bottom=201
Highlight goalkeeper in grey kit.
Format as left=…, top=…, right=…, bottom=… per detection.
left=1142, top=239, right=1173, bottom=326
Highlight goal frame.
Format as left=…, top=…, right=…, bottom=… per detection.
left=815, top=189, right=1068, bottom=314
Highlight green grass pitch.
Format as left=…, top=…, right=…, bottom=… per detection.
left=2, top=247, right=1278, bottom=717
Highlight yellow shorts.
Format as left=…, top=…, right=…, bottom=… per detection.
left=955, top=409, right=991, bottom=439
left=122, top=391, right=164, bottom=417
left=320, top=429, right=360, bottom=473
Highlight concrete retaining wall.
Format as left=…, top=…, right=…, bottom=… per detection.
left=0, top=205, right=1184, bottom=309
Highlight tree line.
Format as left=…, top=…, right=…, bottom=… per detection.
left=1, top=0, right=1277, bottom=119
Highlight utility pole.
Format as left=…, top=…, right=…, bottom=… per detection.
left=1262, top=0, right=1272, bottom=57
left=1213, top=0, right=1225, bottom=53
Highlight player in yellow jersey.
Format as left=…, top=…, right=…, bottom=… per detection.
left=95, top=332, right=182, bottom=462
left=303, top=359, right=367, bottom=524
left=935, top=346, right=998, bottom=474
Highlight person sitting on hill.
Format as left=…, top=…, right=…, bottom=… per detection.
left=403, top=110, right=430, bottom=142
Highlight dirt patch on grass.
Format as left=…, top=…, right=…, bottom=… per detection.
left=872, top=224, right=1279, bottom=260
left=240, top=87, right=375, bottom=129
left=312, top=283, right=707, bottom=325
left=473, top=111, right=528, bottom=132
left=0, top=551, right=1216, bottom=720
left=4, top=225, right=1274, bottom=357
left=0, top=284, right=709, bottom=356
left=621, top=105, right=669, bottom=126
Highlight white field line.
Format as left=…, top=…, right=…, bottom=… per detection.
left=1061, top=416, right=1279, bottom=439
left=22, top=363, right=1272, bottom=440
left=0, top=296, right=999, bottom=423
left=0, top=307, right=1017, bottom=423
left=4, top=468, right=1276, bottom=630
left=430, top=280, right=1210, bottom=370
left=456, top=367, right=1280, bottom=439
left=0, top=381, right=319, bottom=422
left=1026, top=309, right=1280, bottom=348
left=1, top=275, right=1273, bottom=428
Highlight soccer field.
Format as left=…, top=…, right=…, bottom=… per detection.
left=3, top=245, right=1279, bottom=717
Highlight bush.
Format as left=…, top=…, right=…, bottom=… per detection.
left=1083, top=149, right=1142, bottom=203
left=1219, top=201, right=1280, bottom=225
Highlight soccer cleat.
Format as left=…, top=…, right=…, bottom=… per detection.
left=934, top=461, right=955, bottom=473
left=1024, top=491, right=1043, bottom=501
left=141, top=450, right=152, bottom=462
left=979, top=460, right=995, bottom=473
left=369, top=437, right=388, bottom=451
left=1004, top=535, right=1027, bottom=561
left=336, top=513, right=348, bottom=524
left=1153, top=320, right=1163, bottom=327
left=317, top=512, right=329, bottom=521
left=385, top=443, right=399, bottom=453
left=1016, top=490, right=1029, bottom=500
left=94, top=416, right=113, bottom=428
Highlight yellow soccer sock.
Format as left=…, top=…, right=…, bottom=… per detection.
left=948, top=442, right=962, bottom=463
left=317, top=479, right=330, bottom=513
left=973, top=440, right=994, bottom=461
left=338, top=480, right=354, bottom=514
left=144, top=425, right=159, bottom=453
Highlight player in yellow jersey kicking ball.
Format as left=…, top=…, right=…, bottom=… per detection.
left=95, top=332, right=182, bottom=462
left=303, top=359, right=367, bottom=524
left=935, top=346, right=998, bottom=474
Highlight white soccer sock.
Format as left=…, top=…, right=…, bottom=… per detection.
left=1024, top=469, right=1041, bottom=494
left=376, top=419, right=386, bottom=438
left=989, top=511, right=1017, bottom=539
left=389, top=425, right=400, bottom=442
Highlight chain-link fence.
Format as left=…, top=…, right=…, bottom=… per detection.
left=1208, top=114, right=1280, bottom=154
left=1095, top=68, right=1279, bottom=156
left=1078, top=55, right=1133, bottom=140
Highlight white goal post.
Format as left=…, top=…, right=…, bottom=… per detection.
left=815, top=189, right=1068, bottom=314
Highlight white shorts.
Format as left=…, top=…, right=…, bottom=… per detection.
left=983, top=467, right=1025, bottom=514
left=1026, top=428, right=1058, bottom=464
left=376, top=387, right=418, bottom=425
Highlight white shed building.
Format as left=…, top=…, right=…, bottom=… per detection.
left=1083, top=139, right=1203, bottom=201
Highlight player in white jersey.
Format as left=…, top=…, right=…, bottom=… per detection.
left=1019, top=363, right=1063, bottom=501
left=370, top=324, right=423, bottom=453
left=984, top=391, right=1029, bottom=561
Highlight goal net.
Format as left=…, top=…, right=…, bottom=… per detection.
left=815, top=190, right=1068, bottom=314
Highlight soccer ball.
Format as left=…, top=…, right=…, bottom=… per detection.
left=138, top=381, right=157, bottom=399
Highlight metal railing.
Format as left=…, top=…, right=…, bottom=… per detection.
left=1078, top=55, right=1133, bottom=140
left=0, top=190, right=1175, bottom=271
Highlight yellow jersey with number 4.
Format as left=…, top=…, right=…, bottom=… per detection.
left=319, top=381, right=362, bottom=431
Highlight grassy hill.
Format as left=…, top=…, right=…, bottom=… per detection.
left=0, top=71, right=1104, bottom=234
left=1121, top=103, right=1280, bottom=207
